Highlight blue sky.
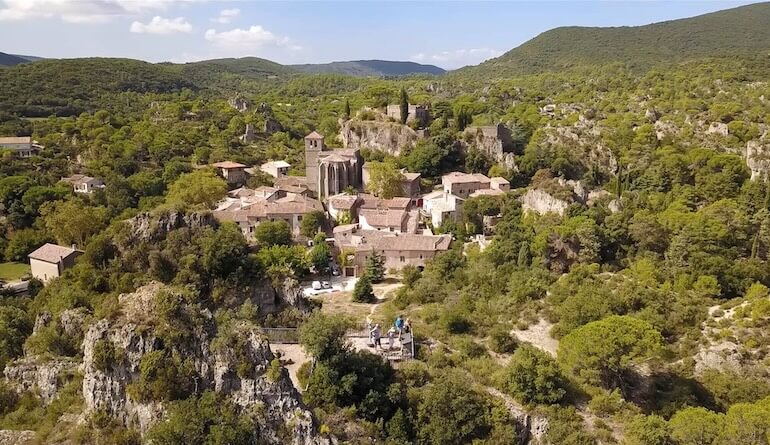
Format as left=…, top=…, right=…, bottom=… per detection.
left=0, top=0, right=758, bottom=69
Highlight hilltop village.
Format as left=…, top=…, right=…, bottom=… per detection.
left=6, top=3, right=770, bottom=441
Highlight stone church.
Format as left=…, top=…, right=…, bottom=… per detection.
left=304, top=131, right=363, bottom=200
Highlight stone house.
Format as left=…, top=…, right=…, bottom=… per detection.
left=327, top=193, right=361, bottom=223
left=212, top=161, right=248, bottom=185
left=213, top=191, right=324, bottom=238
left=422, top=190, right=464, bottom=228
left=60, top=174, right=105, bottom=194
left=260, top=160, right=291, bottom=178
left=0, top=136, right=42, bottom=158
left=28, top=243, right=83, bottom=283
left=361, top=164, right=421, bottom=201
left=333, top=225, right=451, bottom=275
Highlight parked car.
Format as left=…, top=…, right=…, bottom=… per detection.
left=331, top=266, right=341, bottom=276
left=321, top=281, right=331, bottom=289
left=311, top=281, right=322, bottom=290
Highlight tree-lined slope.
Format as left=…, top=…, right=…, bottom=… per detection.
left=292, top=59, right=445, bottom=77
left=458, top=2, right=770, bottom=77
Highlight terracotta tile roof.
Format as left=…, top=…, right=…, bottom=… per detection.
left=28, top=243, right=81, bottom=263
left=328, top=194, right=360, bottom=210
left=262, top=160, right=291, bottom=169
left=359, top=208, right=406, bottom=229
left=60, top=174, right=103, bottom=186
left=491, top=176, right=510, bottom=185
left=363, top=233, right=452, bottom=252
left=359, top=194, right=410, bottom=210
left=470, top=188, right=506, bottom=197
left=212, top=161, right=247, bottom=169
left=0, top=136, right=31, bottom=144
left=305, top=131, right=324, bottom=139
left=320, top=153, right=351, bottom=164
left=442, top=172, right=490, bottom=184
left=403, top=172, right=421, bottom=181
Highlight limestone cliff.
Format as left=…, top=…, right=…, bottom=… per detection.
left=340, top=119, right=417, bottom=156
left=3, top=282, right=332, bottom=444
left=77, top=282, right=331, bottom=444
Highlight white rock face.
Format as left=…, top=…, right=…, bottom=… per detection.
left=520, top=189, right=570, bottom=216
left=706, top=122, right=729, bottom=136
left=0, top=430, right=35, bottom=445
left=340, top=119, right=417, bottom=156
left=4, top=357, right=78, bottom=405
left=746, top=136, right=770, bottom=181
left=78, top=283, right=332, bottom=444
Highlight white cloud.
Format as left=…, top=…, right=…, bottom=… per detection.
left=211, top=8, right=239, bottom=24
left=0, top=0, right=185, bottom=23
left=130, top=16, right=192, bottom=34
left=204, top=25, right=301, bottom=53
left=410, top=48, right=502, bottom=69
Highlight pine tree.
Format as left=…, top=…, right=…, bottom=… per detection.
left=352, top=273, right=375, bottom=303
left=344, top=99, right=351, bottom=120
left=365, top=249, right=386, bottom=283
left=399, top=88, right=409, bottom=125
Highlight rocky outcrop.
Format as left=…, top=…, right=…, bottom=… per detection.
left=706, top=122, right=729, bottom=136
left=462, top=124, right=517, bottom=170
left=81, top=283, right=330, bottom=444
left=746, top=135, right=770, bottom=181
left=125, top=211, right=217, bottom=244
left=484, top=387, right=548, bottom=445
left=4, top=357, right=78, bottom=405
left=340, top=119, right=417, bottom=156
left=0, top=431, right=35, bottom=445
left=520, top=189, right=570, bottom=216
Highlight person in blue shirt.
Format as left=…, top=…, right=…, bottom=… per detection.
left=395, top=315, right=404, bottom=333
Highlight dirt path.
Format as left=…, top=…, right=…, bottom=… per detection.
left=510, top=318, right=559, bottom=356
left=272, top=344, right=308, bottom=391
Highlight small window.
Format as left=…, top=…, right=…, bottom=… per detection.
left=419, top=255, right=423, bottom=259
left=400, top=256, right=405, bottom=262
left=297, top=216, right=303, bottom=221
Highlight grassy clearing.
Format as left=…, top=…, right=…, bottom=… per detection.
left=0, top=262, right=30, bottom=282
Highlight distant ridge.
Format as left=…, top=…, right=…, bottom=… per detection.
left=292, top=60, right=445, bottom=77
left=0, top=52, right=30, bottom=67
left=456, top=2, right=770, bottom=77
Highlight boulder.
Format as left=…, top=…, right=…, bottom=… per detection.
left=520, top=189, right=570, bottom=216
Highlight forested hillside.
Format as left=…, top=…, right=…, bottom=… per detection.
left=3, top=3, right=770, bottom=444
left=292, top=60, right=446, bottom=76
left=457, top=1, right=770, bottom=77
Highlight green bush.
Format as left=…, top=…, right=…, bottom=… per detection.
left=488, top=325, right=518, bottom=354
left=501, top=344, right=566, bottom=405
left=126, top=350, right=196, bottom=402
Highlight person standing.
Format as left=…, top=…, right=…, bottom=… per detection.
left=395, top=315, right=404, bottom=333
left=387, top=327, right=397, bottom=350
left=370, top=323, right=382, bottom=350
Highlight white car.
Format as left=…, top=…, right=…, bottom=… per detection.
left=311, top=281, right=322, bottom=290
left=321, top=281, right=331, bottom=289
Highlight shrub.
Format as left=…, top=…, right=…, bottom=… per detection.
left=127, top=350, right=196, bottom=402
left=489, top=325, right=518, bottom=354
left=266, top=358, right=282, bottom=383
left=501, top=344, right=566, bottom=405
left=92, top=339, right=123, bottom=372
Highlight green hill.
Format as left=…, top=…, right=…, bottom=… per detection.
left=457, top=2, right=770, bottom=77
left=0, top=52, right=30, bottom=67
left=0, top=56, right=296, bottom=117
left=0, top=58, right=196, bottom=116
left=291, top=60, right=445, bottom=77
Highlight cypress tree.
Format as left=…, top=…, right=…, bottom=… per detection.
left=399, top=88, right=409, bottom=125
